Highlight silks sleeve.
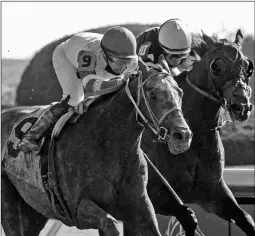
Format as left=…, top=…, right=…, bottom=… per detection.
left=82, top=74, right=126, bottom=96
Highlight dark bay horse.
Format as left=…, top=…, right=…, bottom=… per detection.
left=1, top=58, right=193, bottom=236
left=142, top=30, right=254, bottom=236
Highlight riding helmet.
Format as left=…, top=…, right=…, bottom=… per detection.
left=158, top=18, right=192, bottom=54
left=101, top=26, right=137, bottom=59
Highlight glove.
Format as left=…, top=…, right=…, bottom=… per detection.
left=74, top=102, right=86, bottom=115
left=122, top=70, right=139, bottom=82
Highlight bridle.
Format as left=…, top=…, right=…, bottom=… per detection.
left=125, top=69, right=182, bottom=142
left=186, top=50, right=252, bottom=125
left=125, top=70, right=197, bottom=219
left=125, top=70, right=192, bottom=218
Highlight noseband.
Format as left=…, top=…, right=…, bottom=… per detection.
left=125, top=70, right=182, bottom=142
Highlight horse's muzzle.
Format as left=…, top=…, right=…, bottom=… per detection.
left=171, top=128, right=193, bottom=142
left=167, top=127, right=193, bottom=154
left=230, top=99, right=252, bottom=122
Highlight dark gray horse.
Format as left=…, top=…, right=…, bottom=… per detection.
left=142, top=30, right=254, bottom=236
left=1, top=58, right=193, bottom=236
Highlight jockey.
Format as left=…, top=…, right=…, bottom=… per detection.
left=136, top=18, right=192, bottom=76
left=18, top=26, right=138, bottom=152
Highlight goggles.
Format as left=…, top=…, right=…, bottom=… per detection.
left=107, top=55, right=135, bottom=68
left=164, top=52, right=189, bottom=61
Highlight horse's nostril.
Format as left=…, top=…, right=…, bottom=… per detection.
left=231, top=104, right=241, bottom=112
left=249, top=104, right=253, bottom=111
left=172, top=132, right=183, bottom=141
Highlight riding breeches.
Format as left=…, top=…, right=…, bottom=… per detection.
left=52, top=42, right=85, bottom=106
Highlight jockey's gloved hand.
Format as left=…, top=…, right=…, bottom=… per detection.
left=130, top=70, right=140, bottom=78
left=122, top=73, right=130, bottom=82
left=122, top=71, right=139, bottom=82
left=74, top=102, right=85, bottom=115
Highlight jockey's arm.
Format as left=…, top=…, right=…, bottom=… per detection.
left=72, top=74, right=128, bottom=114
left=82, top=74, right=128, bottom=97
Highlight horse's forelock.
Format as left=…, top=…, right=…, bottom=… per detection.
left=146, top=65, right=178, bottom=89
left=149, top=63, right=164, bottom=72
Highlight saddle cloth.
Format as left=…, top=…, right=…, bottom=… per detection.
left=1, top=104, right=76, bottom=191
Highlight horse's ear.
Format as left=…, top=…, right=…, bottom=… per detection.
left=201, top=30, right=215, bottom=49
left=158, top=54, right=170, bottom=74
left=190, top=48, right=201, bottom=62
left=234, top=29, right=243, bottom=48
left=181, top=48, right=201, bottom=71
left=138, top=57, right=149, bottom=76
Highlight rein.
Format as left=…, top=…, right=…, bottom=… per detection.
left=186, top=71, right=227, bottom=108
left=186, top=73, right=229, bottom=130
left=125, top=70, right=181, bottom=142
left=125, top=71, right=188, bottom=207
left=186, top=74, right=225, bottom=105
left=141, top=149, right=184, bottom=205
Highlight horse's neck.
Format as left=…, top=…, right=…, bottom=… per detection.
left=93, top=77, right=144, bottom=141
left=177, top=69, right=221, bottom=129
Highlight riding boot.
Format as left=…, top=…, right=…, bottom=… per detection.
left=17, top=98, right=71, bottom=152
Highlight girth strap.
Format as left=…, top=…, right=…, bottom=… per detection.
left=43, top=135, right=74, bottom=226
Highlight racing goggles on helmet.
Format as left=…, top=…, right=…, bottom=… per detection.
left=164, top=52, right=189, bottom=61
left=108, top=55, right=135, bottom=67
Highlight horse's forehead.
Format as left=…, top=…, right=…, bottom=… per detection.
left=217, top=44, right=245, bottom=61
left=211, top=44, right=248, bottom=74
left=208, top=44, right=250, bottom=81
left=150, top=74, right=177, bottom=90
left=151, top=75, right=181, bottom=100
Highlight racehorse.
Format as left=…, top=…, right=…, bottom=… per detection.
left=142, top=30, right=254, bottom=236
left=1, top=57, right=193, bottom=236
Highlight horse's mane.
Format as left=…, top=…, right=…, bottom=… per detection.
left=148, top=63, right=165, bottom=72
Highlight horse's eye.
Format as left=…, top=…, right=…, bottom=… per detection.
left=246, top=60, right=254, bottom=77
left=150, top=92, right=157, bottom=100
left=210, top=58, right=223, bottom=78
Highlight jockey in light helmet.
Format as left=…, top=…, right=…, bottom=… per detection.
left=18, top=26, right=138, bottom=153
left=137, top=18, right=192, bottom=75
left=158, top=18, right=192, bottom=68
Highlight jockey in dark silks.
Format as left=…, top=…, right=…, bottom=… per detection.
left=137, top=18, right=192, bottom=76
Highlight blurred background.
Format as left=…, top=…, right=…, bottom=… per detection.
left=1, top=1, right=254, bottom=236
